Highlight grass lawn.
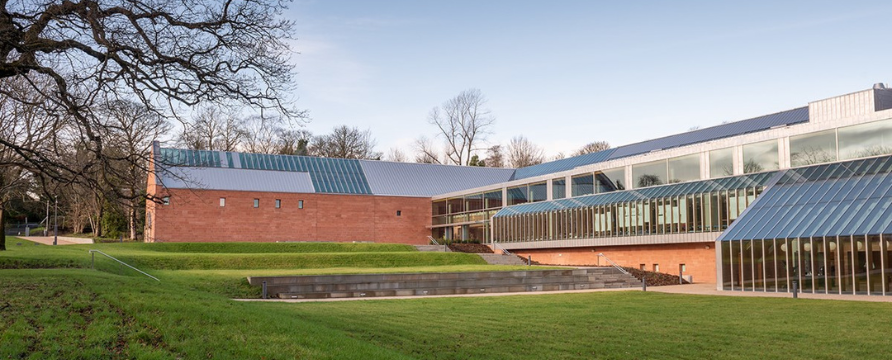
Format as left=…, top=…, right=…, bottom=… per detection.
left=2, top=238, right=891, bottom=359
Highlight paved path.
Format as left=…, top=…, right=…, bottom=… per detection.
left=649, top=283, right=892, bottom=303
left=19, top=236, right=94, bottom=245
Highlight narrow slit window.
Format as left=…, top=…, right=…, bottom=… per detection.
left=162, top=197, right=170, bottom=206
left=396, top=210, right=402, bottom=216
left=220, top=198, right=226, bottom=207
left=275, top=199, right=281, bottom=209
left=298, top=200, right=304, bottom=209
left=253, top=199, right=259, bottom=208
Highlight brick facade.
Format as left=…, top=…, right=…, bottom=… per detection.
left=513, top=242, right=716, bottom=283
left=145, top=188, right=431, bottom=244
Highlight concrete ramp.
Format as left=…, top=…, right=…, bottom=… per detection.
left=248, top=267, right=640, bottom=300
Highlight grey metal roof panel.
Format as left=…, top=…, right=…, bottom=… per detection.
left=512, top=149, right=616, bottom=180
left=360, top=160, right=516, bottom=197
left=719, top=155, right=892, bottom=241
left=608, top=107, right=809, bottom=160
left=156, top=167, right=316, bottom=193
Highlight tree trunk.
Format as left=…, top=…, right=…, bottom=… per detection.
left=129, top=199, right=137, bottom=241
left=0, top=199, right=7, bottom=251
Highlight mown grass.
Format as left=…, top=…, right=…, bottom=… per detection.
left=3, top=238, right=892, bottom=359
left=0, top=239, right=485, bottom=270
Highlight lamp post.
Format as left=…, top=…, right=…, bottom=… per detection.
left=53, top=197, right=58, bottom=246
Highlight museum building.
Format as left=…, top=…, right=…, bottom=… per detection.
left=147, top=83, right=892, bottom=295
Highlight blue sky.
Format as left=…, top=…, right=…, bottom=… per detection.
left=286, top=1, right=892, bottom=159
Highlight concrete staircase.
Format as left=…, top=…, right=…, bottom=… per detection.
left=414, top=245, right=450, bottom=252
left=478, top=253, right=527, bottom=266
left=248, top=267, right=641, bottom=300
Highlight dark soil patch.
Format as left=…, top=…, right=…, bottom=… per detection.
left=622, top=267, right=690, bottom=286
left=447, top=243, right=494, bottom=253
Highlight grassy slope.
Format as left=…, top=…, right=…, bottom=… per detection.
left=3, top=238, right=892, bottom=359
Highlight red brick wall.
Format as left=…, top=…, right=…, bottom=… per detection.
left=514, top=242, right=716, bottom=283
left=146, top=188, right=431, bottom=244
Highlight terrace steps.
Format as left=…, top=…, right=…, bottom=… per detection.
left=478, top=253, right=528, bottom=266
left=248, top=267, right=640, bottom=299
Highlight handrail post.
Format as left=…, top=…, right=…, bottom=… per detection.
left=262, top=281, right=268, bottom=299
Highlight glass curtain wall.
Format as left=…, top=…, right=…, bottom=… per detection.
left=668, top=154, right=701, bottom=183
left=493, top=183, right=765, bottom=243
left=839, top=118, right=892, bottom=160
left=432, top=190, right=503, bottom=242
left=601, top=168, right=626, bottom=191
left=722, top=236, right=892, bottom=295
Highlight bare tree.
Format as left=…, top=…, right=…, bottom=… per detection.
left=178, top=107, right=247, bottom=152
left=483, top=145, right=505, bottom=168
left=311, top=126, right=381, bottom=160
left=243, top=116, right=285, bottom=154
left=428, top=89, right=495, bottom=165
left=276, top=129, right=313, bottom=156
left=506, top=136, right=545, bottom=168
left=413, top=136, right=443, bottom=164
left=385, top=148, right=409, bottom=162
left=0, top=78, right=58, bottom=249
left=551, top=152, right=566, bottom=161
left=573, top=141, right=610, bottom=156
left=99, top=100, right=170, bottom=240
left=0, top=0, right=302, bottom=214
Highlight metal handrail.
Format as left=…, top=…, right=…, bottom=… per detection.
left=89, top=250, right=160, bottom=282
left=492, top=241, right=513, bottom=256
left=597, top=253, right=631, bottom=276
left=427, top=236, right=440, bottom=245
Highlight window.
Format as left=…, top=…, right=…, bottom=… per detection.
left=298, top=200, right=304, bottom=209
left=396, top=210, right=402, bottom=216
left=742, top=140, right=778, bottom=173
left=253, top=199, right=259, bottom=208
left=791, top=129, right=837, bottom=166
left=633, top=160, right=667, bottom=189
left=600, top=167, right=626, bottom=191
left=484, top=191, right=502, bottom=209
left=162, top=197, right=170, bottom=205
left=709, top=147, right=734, bottom=177
left=552, top=178, right=566, bottom=199
left=640, top=264, right=646, bottom=270
left=219, top=198, right=226, bottom=207
left=571, top=174, right=594, bottom=197
left=529, top=182, right=547, bottom=202
left=653, top=264, right=660, bottom=272
left=667, top=154, right=700, bottom=183
left=838, top=118, right=892, bottom=160
left=275, top=199, right=281, bottom=209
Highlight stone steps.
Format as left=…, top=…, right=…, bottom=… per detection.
left=478, top=253, right=528, bottom=266
left=248, top=268, right=641, bottom=299
left=414, top=245, right=450, bottom=252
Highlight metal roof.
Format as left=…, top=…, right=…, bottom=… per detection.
left=608, top=107, right=809, bottom=159
left=494, top=171, right=777, bottom=217
left=512, top=149, right=616, bottom=180
left=156, top=167, right=316, bottom=193
left=719, top=155, right=892, bottom=241
left=511, top=107, right=809, bottom=181
left=158, top=148, right=372, bottom=195
left=360, top=160, right=515, bottom=197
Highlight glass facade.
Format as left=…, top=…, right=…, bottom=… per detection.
left=492, top=172, right=774, bottom=242
left=720, top=155, right=892, bottom=295
left=742, top=140, right=779, bottom=173
left=432, top=191, right=503, bottom=243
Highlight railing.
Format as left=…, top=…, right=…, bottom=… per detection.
left=597, top=253, right=631, bottom=276
left=492, top=241, right=513, bottom=256
left=89, top=250, right=160, bottom=282
left=427, top=236, right=440, bottom=245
